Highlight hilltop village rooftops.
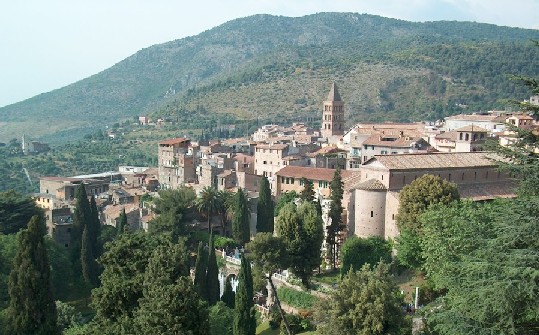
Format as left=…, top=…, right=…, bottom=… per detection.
left=362, top=134, right=427, bottom=148
left=445, top=113, right=507, bottom=122
left=366, top=152, right=500, bottom=170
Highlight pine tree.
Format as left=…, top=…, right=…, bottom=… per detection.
left=117, top=208, right=128, bottom=236
left=232, top=188, right=251, bottom=245
left=194, top=241, right=208, bottom=301
left=7, top=215, right=59, bottom=335
left=206, top=233, right=220, bottom=305
left=81, top=225, right=99, bottom=288
left=233, top=254, right=256, bottom=335
left=327, top=167, right=344, bottom=269
left=256, top=177, right=274, bottom=233
left=221, top=276, right=235, bottom=309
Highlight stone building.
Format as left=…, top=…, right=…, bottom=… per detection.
left=158, top=138, right=197, bottom=189
left=320, top=83, right=345, bottom=139
left=351, top=152, right=516, bottom=239
left=45, top=208, right=73, bottom=248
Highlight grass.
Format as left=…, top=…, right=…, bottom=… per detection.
left=312, top=270, right=340, bottom=286
left=256, top=321, right=316, bottom=335
left=393, top=269, right=426, bottom=303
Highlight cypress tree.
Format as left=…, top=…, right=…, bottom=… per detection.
left=81, top=225, right=99, bottom=288
left=117, top=208, right=128, bottom=236
left=194, top=241, right=208, bottom=301
left=72, top=184, right=91, bottom=269
left=7, top=215, right=59, bottom=335
left=256, top=177, right=274, bottom=233
left=232, top=188, right=251, bottom=245
left=89, top=196, right=102, bottom=256
left=221, top=276, right=235, bottom=309
left=327, top=167, right=344, bottom=269
left=206, top=233, right=220, bottom=305
left=233, top=254, right=256, bottom=335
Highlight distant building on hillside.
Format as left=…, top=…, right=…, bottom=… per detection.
left=158, top=138, right=197, bottom=189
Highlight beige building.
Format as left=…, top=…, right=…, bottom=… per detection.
left=36, top=176, right=110, bottom=210
left=158, top=138, right=197, bottom=189
left=351, top=152, right=515, bottom=240
left=433, top=125, right=488, bottom=153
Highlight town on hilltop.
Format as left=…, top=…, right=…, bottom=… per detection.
left=36, top=82, right=534, bottom=253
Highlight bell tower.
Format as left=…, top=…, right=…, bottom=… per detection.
left=321, top=83, right=345, bottom=138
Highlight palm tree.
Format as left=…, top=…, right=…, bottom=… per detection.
left=215, top=190, right=233, bottom=236
left=196, top=186, right=218, bottom=233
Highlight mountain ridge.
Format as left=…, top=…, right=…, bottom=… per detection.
left=1, top=12, right=538, bottom=142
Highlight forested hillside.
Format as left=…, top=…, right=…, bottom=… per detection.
left=0, top=13, right=538, bottom=143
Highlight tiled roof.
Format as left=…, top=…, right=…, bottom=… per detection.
left=455, top=125, right=488, bottom=132
left=445, top=114, right=503, bottom=122
left=362, top=134, right=427, bottom=148
left=369, top=152, right=499, bottom=170
left=435, top=131, right=458, bottom=140
left=458, top=182, right=516, bottom=201
left=159, top=138, right=189, bottom=145
left=355, top=179, right=386, bottom=191
left=256, top=143, right=288, bottom=150
left=276, top=166, right=357, bottom=182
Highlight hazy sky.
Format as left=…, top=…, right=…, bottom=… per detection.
left=1, top=0, right=538, bottom=108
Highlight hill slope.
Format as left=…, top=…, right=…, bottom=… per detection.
left=1, top=13, right=538, bottom=142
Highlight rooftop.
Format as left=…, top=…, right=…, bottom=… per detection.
left=276, top=166, right=356, bottom=181
left=159, top=138, right=190, bottom=145
left=367, top=152, right=500, bottom=170
left=326, top=82, right=342, bottom=102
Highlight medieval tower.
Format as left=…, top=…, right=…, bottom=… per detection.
left=321, top=82, right=345, bottom=138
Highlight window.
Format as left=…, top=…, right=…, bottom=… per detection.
left=299, top=179, right=304, bottom=186
left=324, top=181, right=328, bottom=188
left=370, top=211, right=374, bottom=217
left=291, top=178, right=294, bottom=184
left=281, top=177, right=285, bottom=183
left=263, top=160, right=267, bottom=165
left=319, top=181, right=323, bottom=187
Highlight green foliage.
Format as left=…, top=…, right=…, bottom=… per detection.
left=315, top=262, right=409, bottom=335
left=210, top=301, right=234, bottom=335
left=206, top=234, right=220, bottom=305
left=134, top=244, right=208, bottom=334
left=91, top=232, right=159, bottom=321
left=396, top=174, right=459, bottom=269
left=274, top=191, right=298, bottom=217
left=194, top=241, right=209, bottom=301
left=149, top=187, right=196, bottom=239
left=232, top=188, right=251, bottom=245
left=276, top=202, right=324, bottom=287
left=221, top=276, right=235, bottom=309
left=420, top=198, right=539, bottom=334
left=3, top=14, right=539, bottom=144
left=247, top=233, right=290, bottom=275
left=340, top=235, right=392, bottom=278
left=256, top=177, right=275, bottom=233
left=196, top=186, right=219, bottom=232
left=88, top=196, right=101, bottom=256
left=116, top=208, right=128, bottom=235
left=397, top=174, right=460, bottom=232
left=0, top=233, right=18, bottom=310
left=80, top=225, right=99, bottom=288
left=299, top=177, right=315, bottom=202
left=0, top=190, right=42, bottom=235
left=56, top=301, right=82, bottom=331
left=234, top=254, right=256, bottom=335
left=327, top=168, right=344, bottom=269
left=276, top=287, right=319, bottom=310
left=7, top=215, right=59, bottom=335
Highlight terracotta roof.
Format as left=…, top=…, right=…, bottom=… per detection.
left=276, top=166, right=356, bottom=182
left=326, top=82, right=342, bottom=102
left=355, top=179, right=386, bottom=191
left=368, top=152, right=500, bottom=170
left=435, top=131, right=458, bottom=141
left=445, top=114, right=503, bottom=122
left=256, top=143, right=288, bottom=150
left=458, top=182, right=516, bottom=201
left=362, top=134, right=428, bottom=148
left=159, top=138, right=189, bottom=145
left=308, top=146, right=345, bottom=156
left=455, top=125, right=488, bottom=132
left=507, top=114, right=535, bottom=120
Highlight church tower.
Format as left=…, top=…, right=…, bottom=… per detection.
left=321, top=83, right=345, bottom=138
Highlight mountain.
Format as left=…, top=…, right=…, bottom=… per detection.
left=1, top=13, right=538, bottom=143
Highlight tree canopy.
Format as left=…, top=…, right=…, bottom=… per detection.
left=256, top=177, right=274, bottom=233
left=340, top=235, right=392, bottom=278
left=327, top=167, right=344, bottom=269
left=315, top=262, right=409, bottom=335
left=7, top=215, right=59, bottom=335
left=232, top=188, right=251, bottom=245
left=0, top=190, right=42, bottom=235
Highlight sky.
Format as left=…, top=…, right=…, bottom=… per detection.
left=1, top=0, right=538, bottom=108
